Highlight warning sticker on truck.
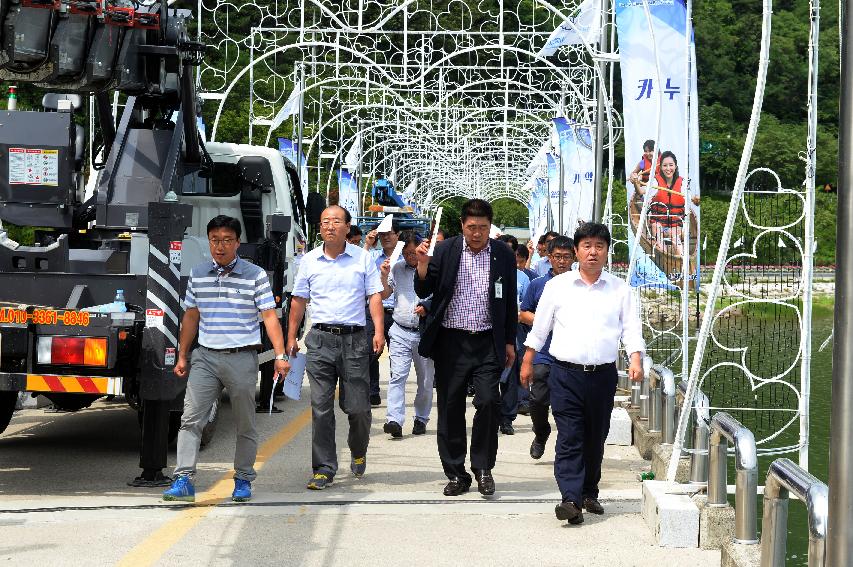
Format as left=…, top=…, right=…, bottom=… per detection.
left=9, top=148, right=59, bottom=186
left=169, top=241, right=182, bottom=265
left=146, top=308, right=164, bottom=328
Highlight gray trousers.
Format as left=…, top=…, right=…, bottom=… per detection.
left=174, top=347, right=259, bottom=481
left=306, top=328, right=372, bottom=477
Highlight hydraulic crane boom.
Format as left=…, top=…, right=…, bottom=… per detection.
left=0, top=1, right=205, bottom=230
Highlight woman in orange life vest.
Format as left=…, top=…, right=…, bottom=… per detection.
left=644, top=151, right=700, bottom=256
left=628, top=139, right=660, bottom=192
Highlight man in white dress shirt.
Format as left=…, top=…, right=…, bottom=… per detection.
left=521, top=222, right=645, bottom=525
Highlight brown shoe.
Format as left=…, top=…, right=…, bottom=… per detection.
left=583, top=497, right=604, bottom=515
left=555, top=501, right=584, bottom=524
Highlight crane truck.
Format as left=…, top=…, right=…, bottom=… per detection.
left=0, top=2, right=308, bottom=485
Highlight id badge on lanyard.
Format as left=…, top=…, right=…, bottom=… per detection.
left=495, top=276, right=503, bottom=299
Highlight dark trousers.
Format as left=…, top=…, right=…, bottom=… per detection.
left=305, top=329, right=372, bottom=477
left=366, top=309, right=394, bottom=396
left=530, top=363, right=552, bottom=443
left=499, top=348, right=519, bottom=424
left=550, top=362, right=617, bottom=505
left=433, top=328, right=502, bottom=482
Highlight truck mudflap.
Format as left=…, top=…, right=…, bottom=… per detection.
left=0, top=372, right=123, bottom=395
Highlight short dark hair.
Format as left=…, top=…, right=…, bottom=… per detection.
left=436, top=228, right=446, bottom=238
left=460, top=198, right=493, bottom=222
left=643, top=139, right=656, bottom=151
left=515, top=245, right=529, bottom=260
left=544, top=231, right=560, bottom=240
left=548, top=236, right=574, bottom=254
left=398, top=229, right=420, bottom=248
left=207, top=215, right=242, bottom=239
left=498, top=234, right=518, bottom=251
left=573, top=222, right=611, bottom=248
left=537, top=235, right=547, bottom=245
left=347, top=225, right=362, bottom=238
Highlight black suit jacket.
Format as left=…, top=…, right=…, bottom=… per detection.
left=414, top=235, right=517, bottom=365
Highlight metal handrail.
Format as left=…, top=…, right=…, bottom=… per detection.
left=677, top=381, right=710, bottom=484
left=709, top=411, right=759, bottom=544
left=761, top=458, right=828, bottom=567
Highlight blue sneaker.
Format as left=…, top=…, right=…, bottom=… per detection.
left=163, top=475, right=195, bottom=502
left=232, top=478, right=252, bottom=502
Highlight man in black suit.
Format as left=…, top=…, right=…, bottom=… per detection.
left=414, top=199, right=517, bottom=497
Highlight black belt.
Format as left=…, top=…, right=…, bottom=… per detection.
left=383, top=307, right=395, bottom=314
left=202, top=345, right=261, bottom=354
left=314, top=323, right=364, bottom=335
left=555, top=360, right=616, bottom=373
left=396, top=323, right=420, bottom=333
left=442, top=326, right=492, bottom=337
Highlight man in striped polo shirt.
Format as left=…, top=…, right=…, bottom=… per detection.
left=163, top=215, right=289, bottom=503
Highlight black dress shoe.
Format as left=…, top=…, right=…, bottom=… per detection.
left=583, top=497, right=604, bottom=515
left=383, top=421, right=403, bottom=438
left=370, top=394, right=382, bottom=406
left=499, top=422, right=515, bottom=435
left=256, top=405, right=283, bottom=414
left=473, top=469, right=495, bottom=495
left=412, top=419, right=427, bottom=435
left=443, top=477, right=470, bottom=496
left=530, top=438, right=545, bottom=460
left=555, top=501, right=584, bottom=524
left=517, top=403, right=531, bottom=416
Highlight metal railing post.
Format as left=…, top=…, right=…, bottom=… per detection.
left=677, top=381, right=710, bottom=484
left=761, top=458, right=828, bottom=567
left=617, top=352, right=629, bottom=391
left=659, top=366, right=677, bottom=444
left=648, top=366, right=662, bottom=433
left=639, top=355, right=652, bottom=419
left=708, top=411, right=759, bottom=544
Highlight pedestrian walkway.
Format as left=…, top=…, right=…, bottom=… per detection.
left=0, top=353, right=721, bottom=566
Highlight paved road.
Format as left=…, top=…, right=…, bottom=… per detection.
left=0, top=357, right=720, bottom=566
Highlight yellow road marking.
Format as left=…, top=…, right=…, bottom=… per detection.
left=117, top=405, right=313, bottom=567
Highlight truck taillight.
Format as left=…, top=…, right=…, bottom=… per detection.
left=36, top=337, right=108, bottom=367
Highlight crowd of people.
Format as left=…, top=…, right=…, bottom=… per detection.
left=161, top=199, right=646, bottom=527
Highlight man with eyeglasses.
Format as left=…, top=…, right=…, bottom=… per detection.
left=518, top=235, right=575, bottom=460
left=163, top=215, right=290, bottom=503
left=288, top=205, right=385, bottom=490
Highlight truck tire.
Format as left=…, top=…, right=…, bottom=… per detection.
left=0, top=392, right=17, bottom=435
left=45, top=393, right=100, bottom=412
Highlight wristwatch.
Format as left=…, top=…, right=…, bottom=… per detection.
left=274, top=353, right=288, bottom=361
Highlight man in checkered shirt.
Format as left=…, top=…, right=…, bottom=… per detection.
left=414, top=199, right=517, bottom=497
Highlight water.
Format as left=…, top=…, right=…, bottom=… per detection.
left=716, top=302, right=833, bottom=563
left=775, top=305, right=832, bottom=563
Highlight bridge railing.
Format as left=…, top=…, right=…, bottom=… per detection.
left=760, top=458, right=828, bottom=567
left=708, top=411, right=759, bottom=544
